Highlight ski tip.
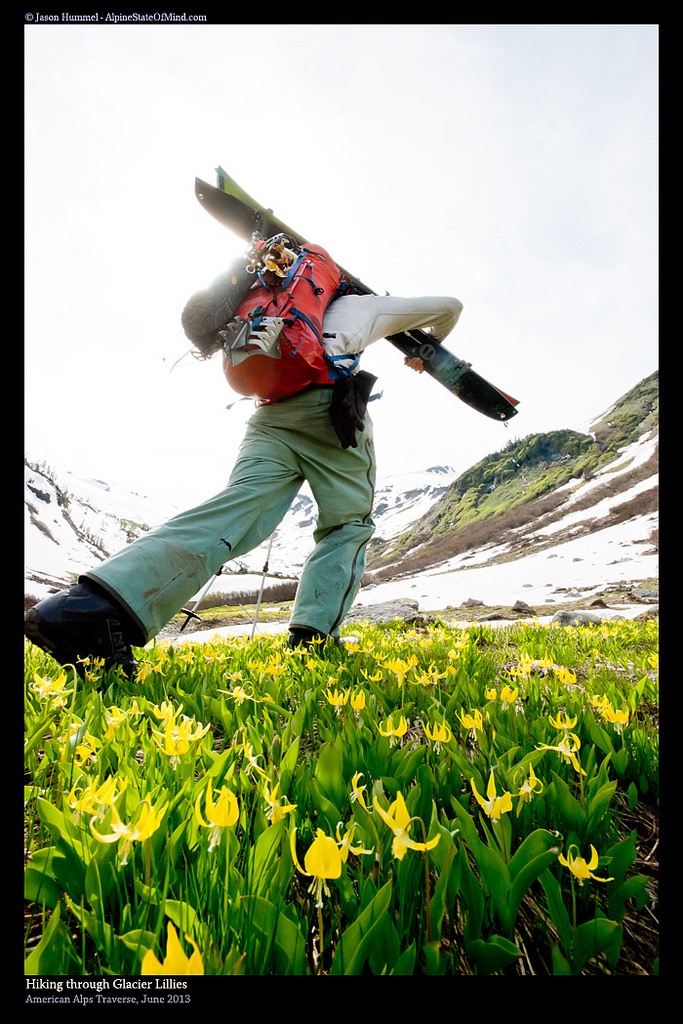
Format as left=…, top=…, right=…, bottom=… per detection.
left=494, top=387, right=520, bottom=407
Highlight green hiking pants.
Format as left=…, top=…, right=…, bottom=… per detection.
left=84, top=387, right=376, bottom=643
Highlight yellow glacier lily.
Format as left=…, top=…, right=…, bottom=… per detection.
left=536, top=732, right=587, bottom=776
left=350, top=689, right=366, bottom=710
left=373, top=791, right=440, bottom=861
left=68, top=775, right=127, bottom=823
left=349, top=772, right=369, bottom=811
left=290, top=828, right=343, bottom=908
left=470, top=770, right=514, bottom=820
left=30, top=671, right=73, bottom=707
left=90, top=799, right=168, bottom=865
left=549, top=711, right=578, bottom=731
left=263, top=780, right=296, bottom=823
left=103, top=705, right=132, bottom=741
left=241, top=740, right=267, bottom=779
left=414, top=663, right=448, bottom=687
left=600, top=703, right=630, bottom=733
left=326, top=687, right=349, bottom=712
left=459, top=709, right=484, bottom=732
left=335, top=821, right=373, bottom=862
left=424, top=721, right=452, bottom=751
left=558, top=844, right=614, bottom=886
left=378, top=715, right=408, bottom=745
left=195, top=780, right=239, bottom=852
left=513, top=763, right=544, bottom=815
left=384, top=656, right=418, bottom=686
left=150, top=700, right=181, bottom=723
left=152, top=716, right=210, bottom=768
left=141, top=922, right=204, bottom=975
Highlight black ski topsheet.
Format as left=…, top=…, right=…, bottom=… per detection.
left=195, top=171, right=519, bottom=422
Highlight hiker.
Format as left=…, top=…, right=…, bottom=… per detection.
left=25, top=239, right=463, bottom=676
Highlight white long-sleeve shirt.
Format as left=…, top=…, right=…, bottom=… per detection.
left=321, top=294, right=463, bottom=360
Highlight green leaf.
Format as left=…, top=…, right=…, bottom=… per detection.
left=306, top=777, right=342, bottom=830
left=507, top=835, right=561, bottom=933
left=36, top=796, right=81, bottom=845
left=571, top=917, right=622, bottom=973
left=332, top=871, right=357, bottom=921
left=429, top=837, right=459, bottom=940
left=368, top=913, right=401, bottom=975
left=24, top=903, right=79, bottom=975
left=169, top=817, right=191, bottom=863
left=25, top=850, right=63, bottom=908
left=315, top=741, right=346, bottom=809
left=550, top=943, right=573, bottom=975
left=548, top=773, right=586, bottom=832
left=508, top=828, right=562, bottom=883
left=584, top=709, right=614, bottom=754
left=393, top=744, right=427, bottom=786
left=450, top=797, right=484, bottom=856
left=118, top=928, right=158, bottom=955
left=272, top=909, right=309, bottom=975
left=64, top=893, right=120, bottom=963
left=539, top=868, right=571, bottom=954
left=423, top=940, right=448, bottom=975
left=609, top=874, right=651, bottom=922
left=458, top=844, right=484, bottom=945
left=476, top=843, right=512, bottom=934
left=278, top=738, right=300, bottom=793
left=390, top=942, right=417, bottom=975
left=84, top=841, right=119, bottom=907
left=411, top=763, right=434, bottom=826
left=163, top=900, right=200, bottom=938
left=605, top=835, right=637, bottom=883
left=240, top=896, right=308, bottom=975
left=585, top=779, right=618, bottom=831
left=245, top=819, right=288, bottom=899
left=330, top=879, right=393, bottom=975
left=466, top=935, right=522, bottom=975
left=24, top=718, right=54, bottom=759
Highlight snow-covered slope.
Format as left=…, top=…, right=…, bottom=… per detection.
left=353, top=431, right=658, bottom=613
left=24, top=466, right=180, bottom=597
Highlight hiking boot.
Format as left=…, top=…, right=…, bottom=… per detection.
left=287, top=627, right=342, bottom=652
left=24, top=580, right=140, bottom=679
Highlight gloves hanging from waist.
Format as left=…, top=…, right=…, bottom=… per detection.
left=329, top=370, right=378, bottom=449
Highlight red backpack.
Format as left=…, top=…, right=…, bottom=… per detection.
left=221, top=239, right=352, bottom=403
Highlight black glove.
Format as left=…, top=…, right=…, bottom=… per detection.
left=329, top=370, right=378, bottom=449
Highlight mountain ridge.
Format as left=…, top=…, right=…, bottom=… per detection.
left=365, top=371, right=658, bottom=578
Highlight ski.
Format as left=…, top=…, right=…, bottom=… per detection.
left=195, top=168, right=519, bottom=422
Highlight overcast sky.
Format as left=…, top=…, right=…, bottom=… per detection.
left=24, top=22, right=658, bottom=510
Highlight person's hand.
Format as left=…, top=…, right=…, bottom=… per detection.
left=404, top=356, right=425, bottom=373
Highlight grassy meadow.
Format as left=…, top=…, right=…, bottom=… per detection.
left=24, top=611, right=658, bottom=976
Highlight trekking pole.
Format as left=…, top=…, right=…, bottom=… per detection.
left=250, top=532, right=276, bottom=640
left=179, top=568, right=223, bottom=632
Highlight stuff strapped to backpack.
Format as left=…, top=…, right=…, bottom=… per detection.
left=220, top=236, right=355, bottom=403
left=180, top=234, right=375, bottom=446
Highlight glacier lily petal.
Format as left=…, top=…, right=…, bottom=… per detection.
left=141, top=923, right=204, bottom=975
